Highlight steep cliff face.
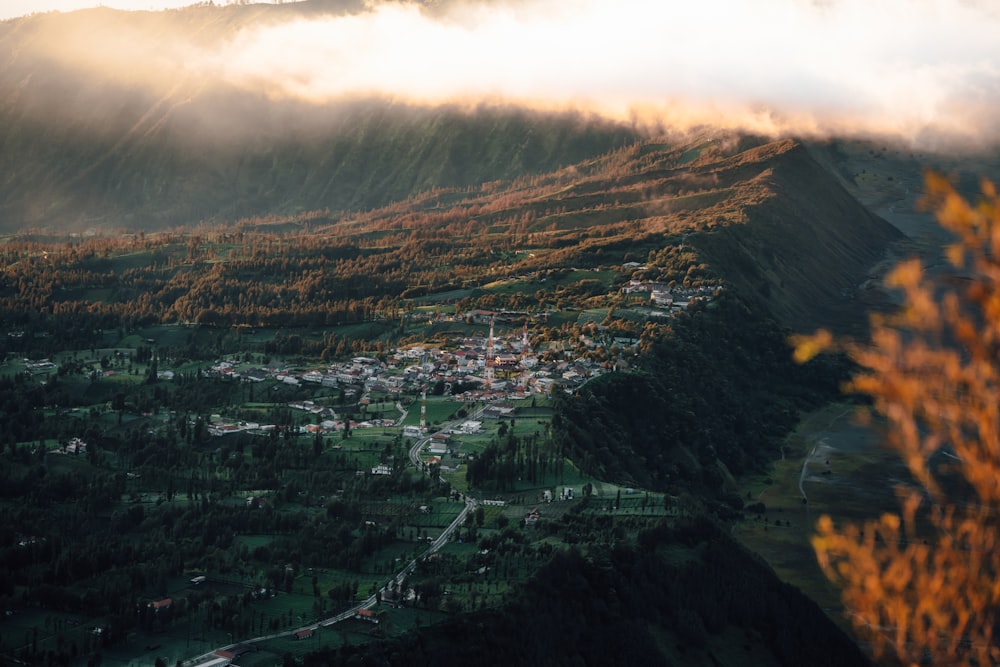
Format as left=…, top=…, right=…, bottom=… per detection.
left=685, top=140, right=904, bottom=330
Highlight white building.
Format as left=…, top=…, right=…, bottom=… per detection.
left=459, top=421, right=483, bottom=434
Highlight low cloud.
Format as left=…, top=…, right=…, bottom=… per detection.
left=13, top=0, right=1000, bottom=149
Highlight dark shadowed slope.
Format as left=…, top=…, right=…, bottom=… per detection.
left=683, top=139, right=904, bottom=331
left=299, top=518, right=870, bottom=667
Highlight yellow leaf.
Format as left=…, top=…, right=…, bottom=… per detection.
left=945, top=243, right=965, bottom=268
left=791, top=330, right=833, bottom=364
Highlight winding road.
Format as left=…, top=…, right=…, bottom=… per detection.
left=797, top=408, right=852, bottom=503
left=182, top=404, right=482, bottom=666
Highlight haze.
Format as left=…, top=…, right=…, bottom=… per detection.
left=6, top=0, right=1000, bottom=148
left=0, top=0, right=221, bottom=20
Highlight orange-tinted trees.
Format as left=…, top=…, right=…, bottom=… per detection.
left=801, top=174, right=1000, bottom=666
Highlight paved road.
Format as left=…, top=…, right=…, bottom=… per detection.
left=182, top=403, right=481, bottom=666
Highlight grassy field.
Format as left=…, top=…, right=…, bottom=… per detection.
left=398, top=395, right=466, bottom=428
left=542, top=309, right=580, bottom=328
left=408, top=288, right=474, bottom=304
left=132, top=324, right=205, bottom=348
left=733, top=403, right=901, bottom=636
left=577, top=308, right=609, bottom=324
left=480, top=277, right=543, bottom=297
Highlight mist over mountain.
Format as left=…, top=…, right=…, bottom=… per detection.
left=0, top=92, right=634, bottom=231
left=0, top=8, right=634, bottom=230
left=0, top=2, right=642, bottom=231
left=12, top=0, right=999, bottom=141
left=2, top=0, right=999, bottom=232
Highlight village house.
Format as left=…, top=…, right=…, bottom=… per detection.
left=465, top=309, right=497, bottom=324
left=482, top=403, right=516, bottom=419
left=301, top=370, right=325, bottom=384
left=650, top=288, right=673, bottom=307
left=354, top=608, right=379, bottom=624
left=621, top=278, right=650, bottom=295
left=246, top=496, right=267, bottom=509
left=148, top=598, right=172, bottom=612
left=242, top=368, right=269, bottom=382
left=65, top=437, right=87, bottom=455
left=428, top=433, right=450, bottom=455
left=208, top=422, right=241, bottom=437
left=458, top=420, right=482, bottom=434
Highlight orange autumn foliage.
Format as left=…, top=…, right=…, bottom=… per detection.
left=800, top=173, right=1000, bottom=667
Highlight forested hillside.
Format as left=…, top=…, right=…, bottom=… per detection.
left=0, top=135, right=900, bottom=345
left=551, top=293, right=848, bottom=497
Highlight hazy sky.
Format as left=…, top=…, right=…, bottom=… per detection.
left=0, top=1, right=288, bottom=20
left=0, top=0, right=215, bottom=20
left=6, top=0, right=1000, bottom=147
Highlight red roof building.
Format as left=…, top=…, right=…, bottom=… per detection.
left=355, top=608, right=379, bottom=624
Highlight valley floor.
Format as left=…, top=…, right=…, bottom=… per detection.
left=734, top=402, right=904, bottom=648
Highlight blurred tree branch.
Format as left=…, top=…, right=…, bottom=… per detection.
left=797, top=173, right=1000, bottom=666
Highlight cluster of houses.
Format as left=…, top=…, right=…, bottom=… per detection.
left=203, top=326, right=608, bottom=423
left=620, top=280, right=720, bottom=309
left=198, top=317, right=637, bottom=441
left=381, top=327, right=616, bottom=399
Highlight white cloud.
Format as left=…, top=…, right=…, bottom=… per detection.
left=13, top=0, right=1000, bottom=147
left=191, top=0, right=1000, bottom=144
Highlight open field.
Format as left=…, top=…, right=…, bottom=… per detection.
left=399, top=395, right=467, bottom=428
left=734, top=403, right=905, bottom=635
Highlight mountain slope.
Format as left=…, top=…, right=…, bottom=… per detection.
left=318, top=133, right=902, bottom=330
left=0, top=134, right=902, bottom=337
left=683, top=139, right=904, bottom=331
left=0, top=3, right=636, bottom=231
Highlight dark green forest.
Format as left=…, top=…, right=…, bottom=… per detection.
left=299, top=517, right=868, bottom=667
left=551, top=295, right=849, bottom=495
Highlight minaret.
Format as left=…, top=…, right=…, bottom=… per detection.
left=485, top=316, right=496, bottom=389
left=520, top=322, right=531, bottom=389
left=420, top=390, right=427, bottom=432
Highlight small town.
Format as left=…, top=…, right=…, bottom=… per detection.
left=194, top=289, right=718, bottom=438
